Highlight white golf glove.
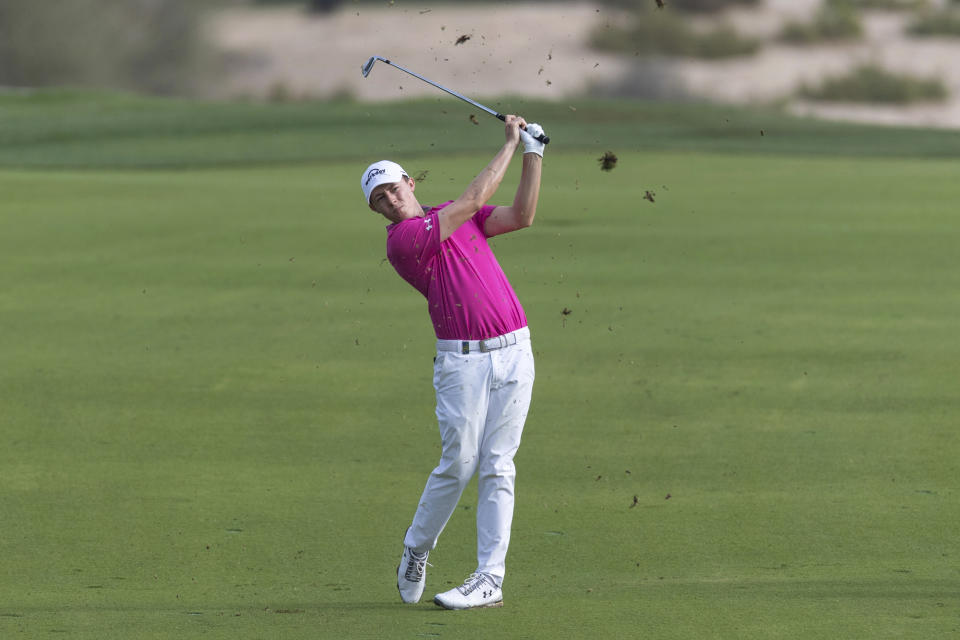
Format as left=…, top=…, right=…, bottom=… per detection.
left=520, top=123, right=546, bottom=157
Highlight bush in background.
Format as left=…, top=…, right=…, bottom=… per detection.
left=591, top=7, right=760, bottom=59
left=800, top=64, right=948, bottom=103
left=907, top=7, right=960, bottom=37
left=251, top=0, right=346, bottom=11
left=826, top=0, right=927, bottom=8
left=664, top=0, right=760, bottom=11
left=780, top=2, right=864, bottom=44
left=0, top=0, right=220, bottom=95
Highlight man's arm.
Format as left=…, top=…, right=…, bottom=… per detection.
left=483, top=152, right=542, bottom=237
left=483, top=121, right=545, bottom=237
left=437, top=115, right=525, bottom=242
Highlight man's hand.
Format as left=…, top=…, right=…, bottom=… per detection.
left=519, top=123, right=546, bottom=157
left=503, top=114, right=526, bottom=148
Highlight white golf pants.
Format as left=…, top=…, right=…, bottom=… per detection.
left=404, top=327, right=535, bottom=583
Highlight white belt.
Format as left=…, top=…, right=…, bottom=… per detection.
left=437, top=327, right=529, bottom=354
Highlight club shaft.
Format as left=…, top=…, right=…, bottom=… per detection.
left=381, top=59, right=502, bottom=120
left=374, top=57, right=549, bottom=144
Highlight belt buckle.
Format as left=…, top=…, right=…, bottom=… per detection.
left=480, top=336, right=505, bottom=352
left=461, top=341, right=470, bottom=354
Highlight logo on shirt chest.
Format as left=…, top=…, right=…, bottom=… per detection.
left=424, top=217, right=433, bottom=231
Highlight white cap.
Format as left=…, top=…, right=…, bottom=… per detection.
left=361, top=160, right=408, bottom=205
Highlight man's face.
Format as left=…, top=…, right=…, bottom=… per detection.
left=369, top=177, right=420, bottom=223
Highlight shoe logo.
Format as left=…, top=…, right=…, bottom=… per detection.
left=457, top=574, right=490, bottom=596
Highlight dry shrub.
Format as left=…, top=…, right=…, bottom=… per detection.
left=0, top=0, right=221, bottom=95
left=800, top=64, right=949, bottom=104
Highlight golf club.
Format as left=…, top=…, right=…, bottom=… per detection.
left=361, top=56, right=550, bottom=145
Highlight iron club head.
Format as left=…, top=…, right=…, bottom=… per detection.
left=361, top=56, right=383, bottom=78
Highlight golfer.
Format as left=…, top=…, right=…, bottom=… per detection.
left=361, top=115, right=545, bottom=609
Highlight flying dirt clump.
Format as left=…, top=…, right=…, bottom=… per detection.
left=598, top=151, right=618, bottom=171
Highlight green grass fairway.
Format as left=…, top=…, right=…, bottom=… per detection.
left=1, top=92, right=959, bottom=638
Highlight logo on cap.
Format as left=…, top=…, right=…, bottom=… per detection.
left=366, top=168, right=387, bottom=186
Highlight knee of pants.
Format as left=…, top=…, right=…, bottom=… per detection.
left=434, top=447, right=479, bottom=485
left=477, top=455, right=516, bottom=482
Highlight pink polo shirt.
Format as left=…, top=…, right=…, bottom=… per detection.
left=386, top=202, right=527, bottom=340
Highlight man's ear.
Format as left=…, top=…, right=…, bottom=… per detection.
left=407, top=176, right=416, bottom=191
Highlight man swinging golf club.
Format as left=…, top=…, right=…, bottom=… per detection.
left=361, top=114, right=546, bottom=609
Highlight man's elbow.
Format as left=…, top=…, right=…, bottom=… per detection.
left=516, top=210, right=536, bottom=229
left=460, top=187, right=489, bottom=213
